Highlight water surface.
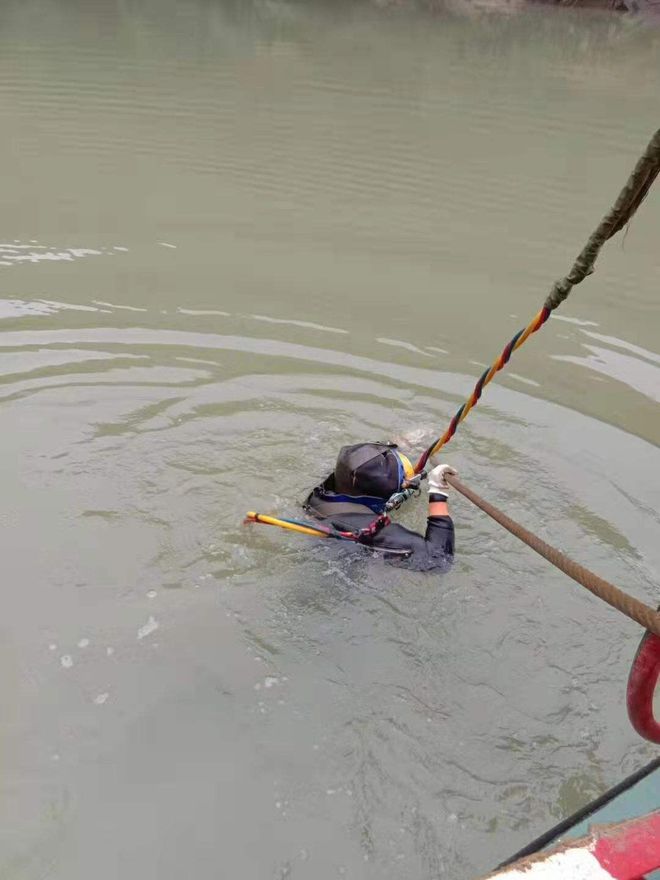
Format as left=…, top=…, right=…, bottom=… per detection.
left=1, top=2, right=659, bottom=878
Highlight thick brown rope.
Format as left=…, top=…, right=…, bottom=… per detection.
left=446, top=474, right=660, bottom=638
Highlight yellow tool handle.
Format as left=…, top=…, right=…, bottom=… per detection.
left=245, top=512, right=329, bottom=539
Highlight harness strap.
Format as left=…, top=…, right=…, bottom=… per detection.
left=354, top=513, right=391, bottom=543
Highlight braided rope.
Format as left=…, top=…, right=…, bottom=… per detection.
left=447, top=475, right=660, bottom=638
left=415, top=127, right=660, bottom=475
left=415, top=307, right=550, bottom=473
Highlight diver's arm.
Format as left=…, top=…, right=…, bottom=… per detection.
left=423, top=464, right=456, bottom=558
left=423, top=513, right=454, bottom=559
left=428, top=493, right=449, bottom=518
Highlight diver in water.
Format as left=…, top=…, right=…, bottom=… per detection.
left=304, top=442, right=456, bottom=569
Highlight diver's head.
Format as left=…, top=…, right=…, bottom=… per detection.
left=333, top=443, right=415, bottom=500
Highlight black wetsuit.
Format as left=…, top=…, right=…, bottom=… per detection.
left=304, top=476, right=454, bottom=571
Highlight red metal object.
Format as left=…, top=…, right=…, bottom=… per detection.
left=592, top=811, right=660, bottom=879
left=626, top=629, right=660, bottom=744
left=482, top=811, right=660, bottom=880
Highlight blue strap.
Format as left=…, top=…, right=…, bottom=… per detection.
left=315, top=489, right=386, bottom=514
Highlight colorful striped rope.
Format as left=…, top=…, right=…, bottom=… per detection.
left=414, top=306, right=551, bottom=474
left=415, top=127, right=660, bottom=475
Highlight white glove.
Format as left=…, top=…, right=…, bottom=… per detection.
left=427, top=464, right=457, bottom=494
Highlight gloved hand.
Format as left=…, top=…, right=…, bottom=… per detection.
left=427, top=464, right=457, bottom=494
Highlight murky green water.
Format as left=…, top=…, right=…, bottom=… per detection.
left=1, top=2, right=659, bottom=877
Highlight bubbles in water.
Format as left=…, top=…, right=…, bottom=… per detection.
left=137, top=616, right=159, bottom=640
